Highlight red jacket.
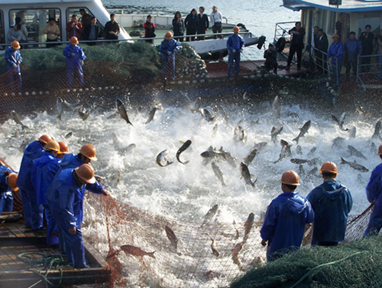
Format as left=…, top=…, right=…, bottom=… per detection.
left=66, top=21, right=83, bottom=40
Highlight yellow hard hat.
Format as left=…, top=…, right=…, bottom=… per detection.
left=75, top=164, right=96, bottom=184
left=44, top=140, right=61, bottom=153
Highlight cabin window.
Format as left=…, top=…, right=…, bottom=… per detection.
left=9, top=9, right=61, bottom=44
left=327, top=11, right=336, bottom=35
left=0, top=10, right=4, bottom=47
left=66, top=7, right=104, bottom=40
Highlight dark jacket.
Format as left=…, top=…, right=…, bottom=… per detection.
left=172, top=18, right=184, bottom=36
left=316, top=33, right=329, bottom=53
left=344, top=38, right=362, bottom=62
left=104, top=21, right=120, bottom=40
left=197, top=14, right=209, bottom=33
left=185, top=11, right=198, bottom=33
left=289, top=27, right=305, bottom=48
left=66, top=21, right=83, bottom=40
left=83, top=24, right=103, bottom=40
left=143, top=21, right=156, bottom=38
left=359, top=31, right=375, bottom=55
left=264, top=48, right=277, bottom=63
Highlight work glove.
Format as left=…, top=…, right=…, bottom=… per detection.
left=167, top=51, right=172, bottom=55
left=232, top=49, right=236, bottom=53
left=71, top=53, right=75, bottom=57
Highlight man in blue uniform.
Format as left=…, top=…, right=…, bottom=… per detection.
left=5, top=40, right=22, bottom=93
left=261, top=171, right=314, bottom=261
left=344, top=31, right=362, bottom=82
left=227, top=26, right=245, bottom=76
left=327, top=34, right=344, bottom=85
left=160, top=31, right=181, bottom=86
left=50, top=164, right=106, bottom=268
left=32, top=140, right=61, bottom=245
left=307, top=162, right=353, bottom=246
left=0, top=167, right=18, bottom=214
left=364, top=145, right=382, bottom=236
left=63, top=36, right=86, bottom=88
left=17, top=134, right=52, bottom=230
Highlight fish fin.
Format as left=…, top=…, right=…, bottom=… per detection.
left=292, top=137, right=299, bottom=144
left=340, top=157, right=346, bottom=164
left=56, top=115, right=61, bottom=121
left=181, top=160, right=190, bottom=165
left=22, top=125, right=28, bottom=130
left=179, top=141, right=184, bottom=145
left=148, top=251, right=156, bottom=259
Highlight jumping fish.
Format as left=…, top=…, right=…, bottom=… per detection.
left=200, top=146, right=227, bottom=162
left=232, top=242, right=244, bottom=271
left=243, top=212, right=254, bottom=243
left=243, top=147, right=257, bottom=166
left=211, top=162, right=226, bottom=186
left=372, top=120, right=381, bottom=139
left=156, top=149, right=173, bottom=167
left=56, top=97, right=64, bottom=120
left=348, top=126, right=356, bottom=139
left=348, top=145, right=367, bottom=160
left=296, top=145, right=302, bottom=155
left=65, top=131, right=73, bottom=139
left=292, top=120, right=311, bottom=144
left=339, top=112, right=349, bottom=131
left=202, top=204, right=219, bottom=225
left=10, top=110, right=28, bottom=130
left=272, top=95, right=281, bottom=119
left=190, top=97, right=202, bottom=113
left=120, top=245, right=155, bottom=259
left=233, top=220, right=240, bottom=240
left=199, top=108, right=215, bottom=122
left=78, top=108, right=89, bottom=121
left=271, top=126, right=283, bottom=143
left=307, top=146, right=317, bottom=158
left=280, top=139, right=292, bottom=157
left=254, top=142, right=268, bottom=151
left=290, top=158, right=314, bottom=165
left=234, top=125, right=247, bottom=142
left=145, top=104, right=162, bottom=124
left=210, top=237, right=220, bottom=257
left=332, top=137, right=346, bottom=149
left=176, top=140, right=192, bottom=165
left=240, top=162, right=257, bottom=187
left=116, top=98, right=133, bottom=126
left=225, top=151, right=237, bottom=168
left=340, top=157, right=369, bottom=172
left=165, top=225, right=178, bottom=250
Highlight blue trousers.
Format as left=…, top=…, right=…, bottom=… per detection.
left=66, top=67, right=84, bottom=88
left=162, top=54, right=175, bottom=81
left=332, top=61, right=342, bottom=85
left=57, top=222, right=86, bottom=268
left=44, top=204, right=59, bottom=246
left=364, top=202, right=382, bottom=237
left=8, top=70, right=22, bottom=93
left=228, top=51, right=241, bottom=76
left=0, top=192, right=13, bottom=214
left=19, top=187, right=43, bottom=230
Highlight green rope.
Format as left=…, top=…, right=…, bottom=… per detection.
left=290, top=251, right=362, bottom=288
left=17, top=252, right=70, bottom=288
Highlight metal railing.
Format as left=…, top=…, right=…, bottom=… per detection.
left=356, top=53, right=382, bottom=90
left=274, top=21, right=295, bottom=41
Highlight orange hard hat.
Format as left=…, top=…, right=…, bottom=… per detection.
left=38, top=134, right=52, bottom=144
left=280, top=170, right=300, bottom=186
left=378, top=144, right=382, bottom=156
left=79, top=144, right=97, bottom=160
left=8, top=173, right=19, bottom=191
left=75, top=164, right=96, bottom=184
left=11, top=40, right=20, bottom=49
left=58, top=141, right=69, bottom=154
left=165, top=32, right=173, bottom=40
left=233, top=26, right=240, bottom=32
left=319, top=161, right=338, bottom=174
left=44, top=140, right=61, bottom=153
left=70, top=36, right=79, bottom=45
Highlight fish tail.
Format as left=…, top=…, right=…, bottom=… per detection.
left=56, top=115, right=61, bottom=121
left=340, top=157, right=346, bottom=164
left=22, top=125, right=28, bottom=130
left=292, top=136, right=299, bottom=144
left=129, top=122, right=134, bottom=127
left=148, top=251, right=156, bottom=259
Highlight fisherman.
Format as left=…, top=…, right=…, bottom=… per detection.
left=0, top=166, right=18, bottom=215
left=185, top=9, right=198, bottom=41
left=63, top=36, right=86, bottom=88
left=159, top=32, right=181, bottom=87
left=143, top=15, right=156, bottom=44
left=264, top=43, right=278, bottom=74
left=344, top=32, right=362, bottom=82
left=327, top=34, right=344, bottom=85
left=227, top=26, right=245, bottom=77
left=104, top=13, right=120, bottom=43
left=5, top=40, right=22, bottom=93
left=66, top=15, right=83, bottom=40
left=210, top=6, right=226, bottom=39
left=286, top=22, right=305, bottom=71
left=196, top=7, right=209, bottom=40
left=260, top=171, right=314, bottom=261
left=16, top=134, right=52, bottom=230
left=364, top=145, right=382, bottom=236
left=307, top=162, right=353, bottom=246
left=50, top=164, right=106, bottom=268
left=32, top=140, right=61, bottom=245
left=57, top=142, right=69, bottom=159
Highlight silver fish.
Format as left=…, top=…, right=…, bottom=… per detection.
left=65, top=131, right=73, bottom=139
left=234, top=125, right=247, bottom=142
left=348, top=145, right=367, bottom=160
left=243, top=147, right=257, bottom=166
left=372, top=120, right=381, bottom=139
left=202, top=204, right=219, bottom=225
left=296, top=145, right=302, bottom=155
left=211, top=162, right=225, bottom=186
left=340, top=157, right=369, bottom=172
left=125, top=143, right=136, bottom=153
left=10, top=110, right=28, bottom=130
left=307, top=146, right=317, bottom=158
left=332, top=137, right=346, bottom=149
left=176, top=140, right=192, bottom=165
left=298, top=164, right=305, bottom=176
left=78, top=108, right=89, bottom=121
left=145, top=104, right=162, bottom=124
left=280, top=139, right=292, bottom=157
left=254, top=142, right=268, bottom=151
left=331, top=114, right=339, bottom=126
left=339, top=112, right=349, bottom=131
left=271, top=126, right=283, bottom=143
left=165, top=225, right=178, bottom=250
left=116, top=98, right=133, bottom=126
left=348, top=126, right=356, bottom=139
left=272, top=95, right=280, bottom=119
left=190, top=97, right=202, bottom=113
left=292, top=120, right=311, bottom=144
left=56, top=97, right=64, bottom=120
left=243, top=212, right=254, bottom=243
left=240, top=162, right=257, bottom=187
left=200, top=146, right=227, bottom=162
left=156, top=149, right=173, bottom=167
left=225, top=151, right=237, bottom=168
left=199, top=108, right=215, bottom=122
left=210, top=237, right=220, bottom=257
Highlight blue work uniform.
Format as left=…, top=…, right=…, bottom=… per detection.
left=307, top=179, right=353, bottom=245
left=16, top=140, right=44, bottom=230
left=365, top=163, right=382, bottom=236
left=327, top=41, right=344, bottom=85
left=49, top=169, right=87, bottom=268
left=159, top=38, right=181, bottom=81
left=0, top=166, right=16, bottom=214
left=5, top=46, right=22, bottom=93
left=63, top=44, right=86, bottom=88
left=260, top=192, right=314, bottom=261
left=32, top=151, right=60, bottom=245
left=227, top=33, right=245, bottom=76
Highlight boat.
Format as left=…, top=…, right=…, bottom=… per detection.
left=0, top=0, right=263, bottom=59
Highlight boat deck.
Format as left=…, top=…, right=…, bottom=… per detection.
left=0, top=219, right=110, bottom=287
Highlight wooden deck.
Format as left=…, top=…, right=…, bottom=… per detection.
left=0, top=219, right=110, bottom=287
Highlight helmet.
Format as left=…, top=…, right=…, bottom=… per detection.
left=70, top=36, right=79, bottom=45
left=79, top=144, right=97, bottom=160
left=75, top=164, right=96, bottom=184
left=165, top=32, right=173, bottom=40
left=58, top=142, right=69, bottom=154
left=280, top=170, right=300, bottom=186
left=11, top=40, right=20, bottom=49
left=44, top=140, right=61, bottom=152
left=8, top=173, right=19, bottom=191
left=319, top=161, right=338, bottom=174
left=378, top=144, right=382, bottom=156
left=233, top=26, right=240, bottom=33
left=38, top=134, right=52, bottom=144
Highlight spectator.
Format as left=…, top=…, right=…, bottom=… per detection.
left=15, top=17, right=28, bottom=44
left=344, top=31, right=362, bottom=82
left=359, top=25, right=374, bottom=72
left=197, top=6, right=209, bottom=40
left=313, top=25, right=319, bottom=47
left=286, top=21, right=305, bottom=71
left=210, top=6, right=226, bottom=39
left=260, top=170, right=314, bottom=262
left=104, top=13, right=120, bottom=43
left=5, top=40, right=22, bottom=93
left=7, top=24, right=22, bottom=44
left=315, top=29, right=328, bottom=73
left=172, top=12, right=184, bottom=42
left=307, top=162, right=352, bottom=246
left=160, top=32, right=181, bottom=86
left=227, top=26, right=245, bottom=77
left=264, top=43, right=278, bottom=74
left=327, top=34, right=344, bottom=85
left=83, top=17, right=102, bottom=46
left=63, top=37, right=86, bottom=88
left=80, top=9, right=91, bottom=27
left=143, top=15, right=156, bottom=44
left=185, top=9, right=198, bottom=41
left=375, top=29, right=382, bottom=80
left=43, top=18, right=60, bottom=48
left=66, top=15, right=83, bottom=40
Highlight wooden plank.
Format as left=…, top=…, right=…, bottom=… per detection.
left=83, top=239, right=108, bottom=268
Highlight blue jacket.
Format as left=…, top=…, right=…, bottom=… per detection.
left=344, top=38, right=362, bottom=62
left=327, top=41, right=344, bottom=64
left=16, top=140, right=44, bottom=190
left=63, top=44, right=86, bottom=69
left=31, top=152, right=60, bottom=206
left=366, top=163, right=382, bottom=204
left=0, top=166, right=16, bottom=193
left=159, top=38, right=181, bottom=55
left=5, top=46, right=22, bottom=73
left=307, top=180, right=353, bottom=243
left=260, top=192, right=314, bottom=261
left=227, top=34, right=245, bottom=52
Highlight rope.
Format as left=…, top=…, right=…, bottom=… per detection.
left=17, top=252, right=70, bottom=288
left=290, top=251, right=362, bottom=288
